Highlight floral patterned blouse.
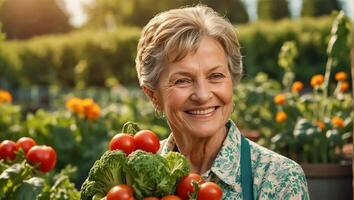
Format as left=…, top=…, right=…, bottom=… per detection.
left=159, top=120, right=310, bottom=200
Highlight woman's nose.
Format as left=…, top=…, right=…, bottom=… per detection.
left=190, top=79, right=212, bottom=103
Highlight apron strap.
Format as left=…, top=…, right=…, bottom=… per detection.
left=241, top=135, right=254, bottom=200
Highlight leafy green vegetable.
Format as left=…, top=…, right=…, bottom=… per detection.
left=80, top=150, right=127, bottom=200
left=125, top=150, right=170, bottom=199
left=125, top=150, right=189, bottom=199
left=163, top=151, right=190, bottom=189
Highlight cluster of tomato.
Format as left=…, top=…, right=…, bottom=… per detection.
left=106, top=173, right=222, bottom=200
left=107, top=130, right=223, bottom=200
left=176, top=173, right=223, bottom=200
left=0, top=137, right=57, bottom=172
left=109, top=130, right=160, bottom=154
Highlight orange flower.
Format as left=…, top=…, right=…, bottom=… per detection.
left=274, top=94, right=286, bottom=105
left=275, top=111, right=287, bottom=123
left=81, top=98, right=101, bottom=120
left=310, top=74, right=324, bottom=88
left=0, top=89, right=13, bottom=103
left=331, top=116, right=345, bottom=128
left=66, top=97, right=83, bottom=114
left=315, top=121, right=325, bottom=129
left=291, top=81, right=304, bottom=93
left=86, top=103, right=101, bottom=120
left=335, top=71, right=348, bottom=81
left=340, top=81, right=350, bottom=92
left=81, top=98, right=94, bottom=114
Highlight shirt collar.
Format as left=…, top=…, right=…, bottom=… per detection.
left=210, top=120, right=241, bottom=186
left=159, top=120, right=241, bottom=187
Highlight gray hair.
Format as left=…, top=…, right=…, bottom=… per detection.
left=135, top=4, right=243, bottom=89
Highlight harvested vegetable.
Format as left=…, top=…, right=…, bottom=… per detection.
left=80, top=150, right=127, bottom=200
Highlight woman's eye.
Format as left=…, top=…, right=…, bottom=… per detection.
left=174, top=78, right=191, bottom=85
left=209, top=73, right=224, bottom=80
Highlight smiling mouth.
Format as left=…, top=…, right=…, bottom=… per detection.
left=185, top=106, right=219, bottom=115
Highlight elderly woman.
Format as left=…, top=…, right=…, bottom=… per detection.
left=135, top=5, right=309, bottom=200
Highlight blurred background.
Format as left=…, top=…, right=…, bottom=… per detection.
left=0, top=0, right=352, bottom=89
left=0, top=0, right=352, bottom=198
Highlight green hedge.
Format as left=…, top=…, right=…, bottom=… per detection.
left=238, top=15, right=350, bottom=82
left=0, top=16, right=351, bottom=88
left=0, top=27, right=141, bottom=87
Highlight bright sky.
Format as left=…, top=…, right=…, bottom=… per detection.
left=62, top=0, right=92, bottom=27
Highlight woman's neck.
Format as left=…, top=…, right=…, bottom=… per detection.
left=172, top=126, right=227, bottom=174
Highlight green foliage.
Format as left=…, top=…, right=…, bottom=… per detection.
left=84, top=0, right=248, bottom=28
left=198, top=0, right=249, bottom=24
left=301, top=0, right=340, bottom=17
left=232, top=12, right=352, bottom=163
left=261, top=12, right=352, bottom=163
left=1, top=16, right=349, bottom=88
left=0, top=104, right=23, bottom=141
left=0, top=0, right=71, bottom=39
left=278, top=41, right=297, bottom=91
left=0, top=27, right=140, bottom=87
left=0, top=86, right=171, bottom=188
left=232, top=73, right=281, bottom=141
left=0, top=152, right=79, bottom=200
left=257, top=0, right=290, bottom=20
left=323, top=11, right=351, bottom=97
left=239, top=15, right=351, bottom=82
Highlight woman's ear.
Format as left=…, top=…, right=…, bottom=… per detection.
left=143, top=86, right=161, bottom=111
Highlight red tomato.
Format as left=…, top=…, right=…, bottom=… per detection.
left=109, top=134, right=137, bottom=155
left=133, top=130, right=160, bottom=153
left=16, top=137, right=36, bottom=154
left=176, top=173, right=203, bottom=200
left=0, top=140, right=17, bottom=160
left=197, top=182, right=223, bottom=200
left=106, top=184, right=135, bottom=200
left=143, top=197, right=160, bottom=200
left=26, top=145, right=57, bottom=172
left=161, top=195, right=182, bottom=200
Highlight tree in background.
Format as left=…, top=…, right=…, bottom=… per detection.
left=84, top=0, right=249, bottom=29
left=301, top=0, right=340, bottom=17
left=0, top=0, right=4, bottom=40
left=201, top=0, right=249, bottom=24
left=257, top=0, right=290, bottom=20
left=0, top=0, right=71, bottom=39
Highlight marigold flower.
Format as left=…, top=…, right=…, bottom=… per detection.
left=275, top=111, right=287, bottom=123
left=85, top=103, right=101, bottom=120
left=291, top=81, right=304, bottom=93
left=340, top=81, right=350, bottom=92
left=66, top=97, right=83, bottom=114
left=310, top=74, right=324, bottom=88
left=81, top=98, right=101, bottom=120
left=331, top=116, right=345, bottom=128
left=274, top=94, right=286, bottom=105
left=81, top=98, right=94, bottom=113
left=315, top=121, right=325, bottom=129
left=0, top=89, right=13, bottom=103
left=335, top=71, right=348, bottom=81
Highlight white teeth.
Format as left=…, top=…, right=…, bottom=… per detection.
left=188, top=107, right=216, bottom=115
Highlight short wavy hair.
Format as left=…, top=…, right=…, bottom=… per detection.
left=135, top=4, right=243, bottom=89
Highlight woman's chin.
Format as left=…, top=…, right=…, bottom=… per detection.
left=187, top=124, right=222, bottom=138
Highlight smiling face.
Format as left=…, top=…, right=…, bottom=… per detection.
left=150, top=36, right=233, bottom=139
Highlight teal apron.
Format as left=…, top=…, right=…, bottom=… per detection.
left=240, top=135, right=254, bottom=200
